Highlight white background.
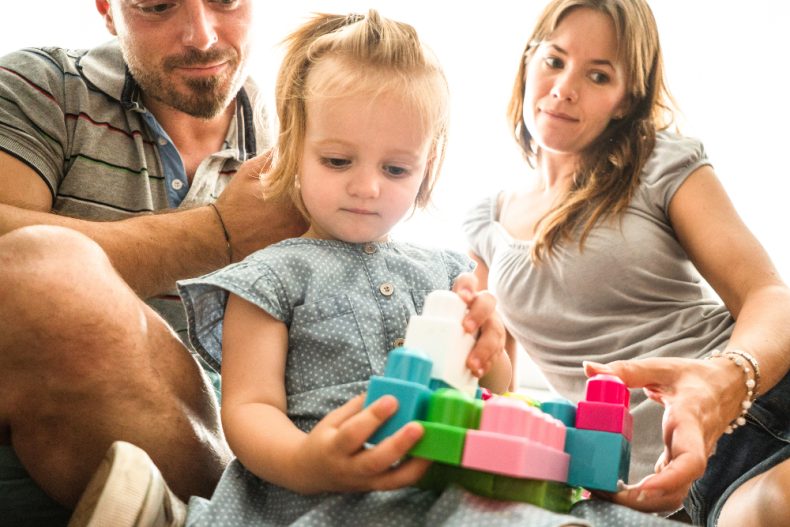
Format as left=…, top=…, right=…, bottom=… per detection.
left=3, top=2, right=790, bottom=386
left=3, top=2, right=788, bottom=271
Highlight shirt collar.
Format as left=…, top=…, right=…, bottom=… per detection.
left=77, top=39, right=262, bottom=161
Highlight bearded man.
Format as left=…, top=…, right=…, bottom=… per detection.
left=0, top=1, right=304, bottom=525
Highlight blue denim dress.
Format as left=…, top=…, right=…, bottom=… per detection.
left=177, top=238, right=684, bottom=526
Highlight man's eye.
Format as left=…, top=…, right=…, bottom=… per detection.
left=141, top=3, right=173, bottom=14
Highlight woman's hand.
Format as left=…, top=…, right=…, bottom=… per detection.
left=584, top=356, right=746, bottom=513
left=293, top=394, right=431, bottom=494
left=452, top=273, right=510, bottom=391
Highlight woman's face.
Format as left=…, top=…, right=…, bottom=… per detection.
left=523, top=7, right=628, bottom=159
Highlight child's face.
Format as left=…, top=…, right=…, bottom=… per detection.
left=300, top=90, right=432, bottom=243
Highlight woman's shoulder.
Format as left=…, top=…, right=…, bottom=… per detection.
left=640, top=130, right=709, bottom=186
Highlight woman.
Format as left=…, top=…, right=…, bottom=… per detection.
left=464, top=1, right=790, bottom=525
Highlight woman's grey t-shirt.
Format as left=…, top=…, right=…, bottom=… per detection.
left=464, top=131, right=734, bottom=481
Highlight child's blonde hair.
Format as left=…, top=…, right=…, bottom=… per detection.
left=264, top=11, right=450, bottom=219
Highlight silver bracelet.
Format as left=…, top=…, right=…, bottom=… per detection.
left=706, top=349, right=758, bottom=434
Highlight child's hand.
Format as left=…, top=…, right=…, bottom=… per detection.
left=452, top=273, right=507, bottom=383
left=293, top=394, right=431, bottom=494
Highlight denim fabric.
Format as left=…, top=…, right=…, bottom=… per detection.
left=0, top=445, right=71, bottom=526
left=685, top=370, right=790, bottom=526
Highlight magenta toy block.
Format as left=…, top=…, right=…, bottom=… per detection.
left=461, top=398, right=569, bottom=482
left=576, top=400, right=634, bottom=440
left=585, top=374, right=630, bottom=406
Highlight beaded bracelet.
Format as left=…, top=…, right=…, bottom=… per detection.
left=208, top=203, right=233, bottom=264
left=705, top=349, right=758, bottom=434
left=721, top=349, right=761, bottom=397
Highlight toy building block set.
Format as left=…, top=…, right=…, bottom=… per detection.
left=364, top=291, right=632, bottom=513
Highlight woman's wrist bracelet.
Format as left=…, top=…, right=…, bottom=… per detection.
left=705, top=349, right=759, bottom=434
left=208, top=202, right=232, bottom=264
left=721, top=348, right=761, bottom=397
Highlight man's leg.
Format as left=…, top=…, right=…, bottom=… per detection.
left=0, top=226, right=231, bottom=508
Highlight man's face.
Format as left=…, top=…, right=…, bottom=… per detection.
left=102, top=0, right=253, bottom=119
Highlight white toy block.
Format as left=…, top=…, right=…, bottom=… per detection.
left=405, top=290, right=478, bottom=396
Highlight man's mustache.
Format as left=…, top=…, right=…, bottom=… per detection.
left=163, top=48, right=238, bottom=70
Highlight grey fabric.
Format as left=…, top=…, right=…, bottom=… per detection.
left=464, top=131, right=734, bottom=482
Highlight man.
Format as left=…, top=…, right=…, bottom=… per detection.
left=0, top=1, right=304, bottom=524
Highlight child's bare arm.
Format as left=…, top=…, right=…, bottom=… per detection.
left=220, top=293, right=430, bottom=494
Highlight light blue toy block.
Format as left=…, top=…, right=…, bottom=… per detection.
left=564, top=428, right=630, bottom=492
left=540, top=398, right=577, bottom=428
left=366, top=377, right=432, bottom=444
left=384, top=346, right=433, bottom=384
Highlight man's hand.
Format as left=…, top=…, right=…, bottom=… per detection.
left=214, top=152, right=307, bottom=262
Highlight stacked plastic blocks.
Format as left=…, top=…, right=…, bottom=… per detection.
left=364, top=291, right=633, bottom=511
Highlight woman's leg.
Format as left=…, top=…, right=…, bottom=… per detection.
left=718, top=458, right=790, bottom=527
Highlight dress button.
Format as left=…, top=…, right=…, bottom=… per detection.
left=379, top=282, right=394, bottom=296
left=363, top=244, right=377, bottom=254
left=158, top=137, right=168, bottom=146
left=392, top=338, right=405, bottom=348
left=171, top=179, right=184, bottom=191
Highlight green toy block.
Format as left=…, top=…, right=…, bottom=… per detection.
left=411, top=421, right=467, bottom=464
left=491, top=475, right=578, bottom=513
left=417, top=463, right=495, bottom=497
left=410, top=389, right=483, bottom=465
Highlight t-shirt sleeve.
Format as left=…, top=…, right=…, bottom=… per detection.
left=637, top=131, right=711, bottom=218
left=177, top=258, right=292, bottom=371
left=440, top=249, right=476, bottom=285
left=462, top=195, right=499, bottom=267
left=0, top=48, right=71, bottom=197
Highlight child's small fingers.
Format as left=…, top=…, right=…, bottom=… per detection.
left=357, top=421, right=425, bottom=475
left=369, top=456, right=432, bottom=491
left=334, top=395, right=399, bottom=452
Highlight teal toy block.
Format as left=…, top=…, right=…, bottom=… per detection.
left=564, top=427, right=630, bottom=492
left=540, top=398, right=577, bottom=428
left=411, top=388, right=483, bottom=465
left=365, top=347, right=433, bottom=444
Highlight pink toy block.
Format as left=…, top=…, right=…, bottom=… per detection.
left=575, top=401, right=633, bottom=440
left=585, top=374, right=630, bottom=406
left=576, top=374, right=633, bottom=440
left=461, top=398, right=569, bottom=482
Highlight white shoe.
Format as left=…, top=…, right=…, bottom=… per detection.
left=68, top=441, right=187, bottom=527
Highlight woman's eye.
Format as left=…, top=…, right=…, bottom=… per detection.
left=545, top=56, right=564, bottom=69
left=590, top=71, right=611, bottom=84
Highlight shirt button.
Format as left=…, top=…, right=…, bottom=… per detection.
left=392, top=338, right=405, bottom=348
left=171, top=179, right=184, bottom=191
left=158, top=137, right=168, bottom=146
left=379, top=283, right=394, bottom=296
left=363, top=244, right=377, bottom=254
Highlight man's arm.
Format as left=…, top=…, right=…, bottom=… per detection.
left=0, top=152, right=306, bottom=299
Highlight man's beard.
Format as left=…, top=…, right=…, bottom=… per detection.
left=128, top=46, right=245, bottom=119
